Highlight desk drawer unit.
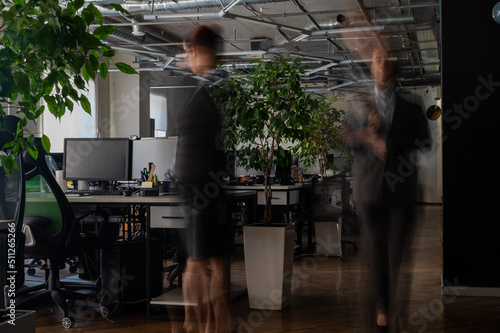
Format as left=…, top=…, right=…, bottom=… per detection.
left=257, top=189, right=299, bottom=206
left=150, top=205, right=188, bottom=228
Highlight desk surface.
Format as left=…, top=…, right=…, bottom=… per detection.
left=26, top=190, right=256, bottom=205
left=26, top=192, right=185, bottom=205
left=223, top=184, right=302, bottom=191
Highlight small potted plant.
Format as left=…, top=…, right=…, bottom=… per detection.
left=212, top=55, right=315, bottom=310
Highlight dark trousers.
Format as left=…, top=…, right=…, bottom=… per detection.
left=358, top=201, right=414, bottom=328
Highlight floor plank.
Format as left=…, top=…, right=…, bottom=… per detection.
left=24, top=205, right=500, bottom=332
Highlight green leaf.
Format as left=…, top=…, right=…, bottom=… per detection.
left=28, top=144, right=39, bottom=161
left=80, top=95, right=91, bottom=114
left=82, top=61, right=91, bottom=82
left=73, top=0, right=85, bottom=10
left=88, top=53, right=99, bottom=74
left=101, top=46, right=115, bottom=59
left=65, top=98, right=74, bottom=111
left=44, top=95, right=58, bottom=114
left=0, top=155, right=18, bottom=173
left=80, top=9, right=94, bottom=26
left=87, top=3, right=103, bottom=25
left=47, top=17, right=61, bottom=31
left=115, top=62, right=139, bottom=75
left=81, top=32, right=102, bottom=51
left=99, top=62, right=108, bottom=80
left=41, top=134, right=51, bottom=154
left=105, top=3, right=132, bottom=16
left=93, top=25, right=115, bottom=40
left=74, top=75, right=86, bottom=90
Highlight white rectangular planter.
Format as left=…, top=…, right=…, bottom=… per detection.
left=243, top=224, right=295, bottom=310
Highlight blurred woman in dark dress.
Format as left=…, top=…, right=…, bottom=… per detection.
left=174, top=25, right=233, bottom=333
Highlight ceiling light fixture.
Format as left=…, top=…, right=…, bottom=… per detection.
left=493, top=2, right=500, bottom=24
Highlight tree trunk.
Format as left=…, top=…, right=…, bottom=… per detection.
left=319, top=156, right=325, bottom=182
left=263, top=169, right=272, bottom=225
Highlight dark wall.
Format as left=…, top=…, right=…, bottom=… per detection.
left=442, top=0, right=500, bottom=287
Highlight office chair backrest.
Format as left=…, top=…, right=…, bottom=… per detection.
left=23, top=139, right=75, bottom=246
left=310, top=174, right=348, bottom=222
left=0, top=115, right=25, bottom=232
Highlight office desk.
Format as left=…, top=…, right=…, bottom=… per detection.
left=60, top=191, right=256, bottom=319
left=223, top=184, right=307, bottom=253
left=223, top=184, right=301, bottom=206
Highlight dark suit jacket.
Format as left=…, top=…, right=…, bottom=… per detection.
left=346, top=95, right=430, bottom=207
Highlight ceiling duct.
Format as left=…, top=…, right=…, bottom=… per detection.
left=101, top=38, right=161, bottom=63
left=107, top=27, right=177, bottom=62
left=303, top=12, right=414, bottom=32
left=91, top=0, right=287, bottom=16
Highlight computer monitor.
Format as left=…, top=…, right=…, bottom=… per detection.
left=131, top=137, right=177, bottom=180
left=63, top=138, right=131, bottom=181
left=234, top=157, right=275, bottom=177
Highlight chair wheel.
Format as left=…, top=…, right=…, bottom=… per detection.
left=27, top=267, right=36, bottom=276
left=62, top=316, right=75, bottom=328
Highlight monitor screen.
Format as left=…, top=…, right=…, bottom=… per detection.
left=131, top=137, right=177, bottom=180
left=234, top=157, right=275, bottom=177
left=63, top=138, right=131, bottom=181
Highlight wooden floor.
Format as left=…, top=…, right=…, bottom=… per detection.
left=30, top=205, right=500, bottom=332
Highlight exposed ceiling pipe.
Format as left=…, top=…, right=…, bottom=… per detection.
left=93, top=0, right=286, bottom=16
left=354, top=0, right=386, bottom=55
left=100, top=38, right=162, bottom=63
left=108, top=28, right=177, bottom=60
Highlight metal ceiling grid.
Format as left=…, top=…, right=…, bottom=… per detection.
left=95, top=0, right=441, bottom=91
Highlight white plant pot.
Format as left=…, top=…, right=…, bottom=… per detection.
left=243, top=223, right=295, bottom=310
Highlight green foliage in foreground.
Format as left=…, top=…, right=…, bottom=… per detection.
left=0, top=0, right=138, bottom=171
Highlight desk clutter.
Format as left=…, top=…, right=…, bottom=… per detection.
left=62, top=179, right=179, bottom=197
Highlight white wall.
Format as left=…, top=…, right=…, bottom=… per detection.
left=400, top=87, right=442, bottom=204
left=41, top=80, right=97, bottom=152
left=107, top=53, right=142, bottom=138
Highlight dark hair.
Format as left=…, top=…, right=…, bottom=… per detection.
left=187, top=25, right=222, bottom=53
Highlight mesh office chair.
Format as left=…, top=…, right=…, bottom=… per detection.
left=309, top=173, right=358, bottom=261
left=22, top=139, right=119, bottom=328
left=0, top=115, right=26, bottom=293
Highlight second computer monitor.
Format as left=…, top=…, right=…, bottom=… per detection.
left=131, top=137, right=177, bottom=180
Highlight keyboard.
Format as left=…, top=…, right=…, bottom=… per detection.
left=66, top=189, right=124, bottom=196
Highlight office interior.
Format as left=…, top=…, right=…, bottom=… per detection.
left=2, top=0, right=500, bottom=332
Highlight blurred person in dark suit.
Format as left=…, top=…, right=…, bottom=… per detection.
left=343, top=47, right=430, bottom=332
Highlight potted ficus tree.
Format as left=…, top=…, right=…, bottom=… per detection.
left=212, top=55, right=315, bottom=310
